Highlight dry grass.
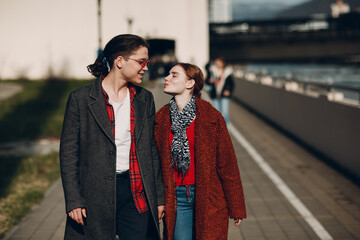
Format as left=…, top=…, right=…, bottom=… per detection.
left=0, top=152, right=60, bottom=238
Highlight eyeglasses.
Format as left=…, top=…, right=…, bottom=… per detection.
left=128, top=58, right=150, bottom=68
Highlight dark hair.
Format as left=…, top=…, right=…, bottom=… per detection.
left=176, top=62, right=204, bottom=98
left=215, top=56, right=227, bottom=67
left=87, top=34, right=149, bottom=77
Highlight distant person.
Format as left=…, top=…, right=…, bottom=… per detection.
left=205, top=56, right=234, bottom=124
left=149, top=55, right=161, bottom=87
left=331, top=0, right=350, bottom=18
left=155, top=63, right=246, bottom=240
left=204, top=60, right=213, bottom=93
left=60, top=34, right=164, bottom=240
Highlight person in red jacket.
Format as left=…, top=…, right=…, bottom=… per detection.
left=154, top=62, right=246, bottom=240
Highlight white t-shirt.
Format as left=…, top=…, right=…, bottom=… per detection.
left=109, top=88, right=131, bottom=173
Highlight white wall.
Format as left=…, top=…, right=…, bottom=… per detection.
left=0, top=0, right=208, bottom=79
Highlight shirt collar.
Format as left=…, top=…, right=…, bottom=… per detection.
left=101, top=78, right=137, bottom=104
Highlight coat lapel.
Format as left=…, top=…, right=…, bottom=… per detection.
left=159, top=108, right=171, bottom=162
left=194, top=98, right=217, bottom=178
left=88, top=78, right=115, bottom=144
left=155, top=105, right=172, bottom=172
left=134, top=88, right=146, bottom=144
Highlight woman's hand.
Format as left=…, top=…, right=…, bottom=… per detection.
left=158, top=205, right=165, bottom=223
left=223, top=90, right=231, bottom=97
left=234, top=219, right=242, bottom=227
left=68, top=208, right=87, bottom=225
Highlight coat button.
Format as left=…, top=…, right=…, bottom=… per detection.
left=109, top=151, right=114, bottom=155
left=109, top=200, right=113, bottom=204
left=108, top=176, right=113, bottom=180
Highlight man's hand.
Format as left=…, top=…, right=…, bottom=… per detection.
left=68, top=208, right=87, bottom=225
left=158, top=205, right=165, bottom=223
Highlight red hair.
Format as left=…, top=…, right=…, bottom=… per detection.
left=176, top=63, right=204, bottom=98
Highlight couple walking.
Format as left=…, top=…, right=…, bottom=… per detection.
left=60, top=34, right=246, bottom=240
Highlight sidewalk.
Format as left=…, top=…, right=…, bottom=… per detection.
left=3, top=180, right=66, bottom=240
left=0, top=82, right=23, bottom=102
left=3, top=79, right=360, bottom=240
left=0, top=139, right=60, bottom=157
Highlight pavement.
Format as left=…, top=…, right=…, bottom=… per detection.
left=2, top=79, right=360, bottom=240
left=0, top=82, right=23, bottom=102
left=0, top=139, right=60, bottom=157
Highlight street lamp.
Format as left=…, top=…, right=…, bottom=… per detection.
left=97, top=0, right=102, bottom=55
left=127, top=18, right=133, bottom=34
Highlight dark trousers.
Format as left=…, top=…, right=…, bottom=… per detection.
left=116, top=172, right=150, bottom=240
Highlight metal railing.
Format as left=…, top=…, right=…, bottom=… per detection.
left=235, top=72, right=360, bottom=104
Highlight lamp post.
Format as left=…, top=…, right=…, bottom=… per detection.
left=127, top=17, right=133, bottom=34
left=97, top=0, right=102, bottom=55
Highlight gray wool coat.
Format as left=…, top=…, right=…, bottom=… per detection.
left=60, top=78, right=165, bottom=240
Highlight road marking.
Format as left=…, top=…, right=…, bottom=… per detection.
left=228, top=123, right=333, bottom=240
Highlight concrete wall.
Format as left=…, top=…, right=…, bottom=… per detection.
left=0, top=0, right=209, bottom=79
left=233, top=78, right=360, bottom=180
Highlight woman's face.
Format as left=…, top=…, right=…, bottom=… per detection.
left=120, top=46, right=149, bottom=84
left=214, top=58, right=225, bottom=69
left=164, top=65, right=193, bottom=96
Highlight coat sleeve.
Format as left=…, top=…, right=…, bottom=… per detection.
left=60, top=92, right=85, bottom=213
left=225, top=75, right=234, bottom=96
left=148, top=93, right=165, bottom=206
left=215, top=114, right=247, bottom=219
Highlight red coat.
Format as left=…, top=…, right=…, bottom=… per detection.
left=155, top=97, right=246, bottom=240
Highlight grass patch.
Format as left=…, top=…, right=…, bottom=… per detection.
left=0, top=79, right=91, bottom=238
left=0, top=152, right=60, bottom=238
left=0, top=79, right=92, bottom=143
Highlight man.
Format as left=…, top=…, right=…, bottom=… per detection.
left=60, top=34, right=164, bottom=240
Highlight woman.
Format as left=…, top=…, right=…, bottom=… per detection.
left=155, top=63, right=246, bottom=240
left=60, top=34, right=164, bottom=240
left=205, top=57, right=234, bottom=124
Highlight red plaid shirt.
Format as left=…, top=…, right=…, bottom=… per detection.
left=102, top=82, right=148, bottom=213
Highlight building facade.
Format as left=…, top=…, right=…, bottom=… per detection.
left=0, top=0, right=208, bottom=79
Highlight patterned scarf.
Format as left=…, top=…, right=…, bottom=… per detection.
left=170, top=96, right=196, bottom=178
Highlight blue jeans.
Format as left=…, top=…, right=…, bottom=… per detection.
left=211, top=98, right=230, bottom=124
left=174, top=185, right=195, bottom=240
